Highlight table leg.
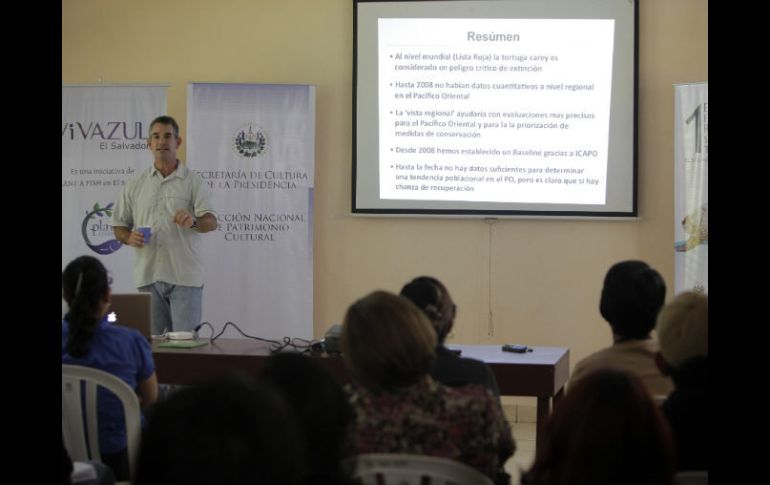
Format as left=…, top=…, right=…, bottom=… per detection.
left=535, top=387, right=565, bottom=455
left=536, top=396, right=549, bottom=455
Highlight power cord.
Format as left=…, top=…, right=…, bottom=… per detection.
left=208, top=321, right=322, bottom=353
left=193, top=322, right=216, bottom=340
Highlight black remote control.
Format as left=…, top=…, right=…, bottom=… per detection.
left=502, top=344, right=529, bottom=353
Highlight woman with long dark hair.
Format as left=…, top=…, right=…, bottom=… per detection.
left=62, top=255, right=158, bottom=481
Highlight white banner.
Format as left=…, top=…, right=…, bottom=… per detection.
left=674, top=82, right=708, bottom=293
left=187, top=83, right=315, bottom=340
left=62, top=85, right=168, bottom=294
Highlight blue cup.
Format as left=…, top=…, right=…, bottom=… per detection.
left=137, top=226, right=152, bottom=244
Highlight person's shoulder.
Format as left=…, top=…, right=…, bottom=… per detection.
left=571, top=346, right=615, bottom=381
left=124, top=166, right=154, bottom=187
left=574, top=345, right=615, bottom=368
left=177, top=162, right=199, bottom=179
left=437, top=346, right=484, bottom=365
left=457, top=354, right=490, bottom=369
left=434, top=348, right=497, bottom=385
left=180, top=164, right=210, bottom=188
left=446, top=352, right=492, bottom=377
left=612, top=338, right=659, bottom=358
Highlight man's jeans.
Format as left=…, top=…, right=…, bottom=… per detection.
left=139, top=282, right=203, bottom=335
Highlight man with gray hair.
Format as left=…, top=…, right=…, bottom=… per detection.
left=112, top=115, right=218, bottom=334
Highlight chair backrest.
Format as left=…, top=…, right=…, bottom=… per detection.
left=61, top=364, right=141, bottom=480
left=345, top=453, right=494, bottom=485
left=674, top=470, right=708, bottom=485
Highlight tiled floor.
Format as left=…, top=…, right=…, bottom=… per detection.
left=501, top=403, right=537, bottom=485
left=505, top=422, right=536, bottom=485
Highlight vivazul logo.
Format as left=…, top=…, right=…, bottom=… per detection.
left=233, top=123, right=268, bottom=158
left=62, top=121, right=149, bottom=151
left=62, top=121, right=147, bottom=140
left=81, top=202, right=122, bottom=255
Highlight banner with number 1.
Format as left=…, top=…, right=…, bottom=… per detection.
left=674, top=82, right=708, bottom=294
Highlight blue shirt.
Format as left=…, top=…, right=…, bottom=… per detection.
left=62, top=317, right=155, bottom=454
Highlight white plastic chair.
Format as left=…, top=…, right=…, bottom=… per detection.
left=674, top=470, right=708, bottom=485
left=344, top=453, right=494, bottom=485
left=62, top=364, right=141, bottom=483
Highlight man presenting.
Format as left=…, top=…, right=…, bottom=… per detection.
left=112, top=115, right=217, bottom=335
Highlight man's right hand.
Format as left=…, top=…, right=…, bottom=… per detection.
left=114, top=226, right=146, bottom=247
left=124, top=230, right=145, bottom=247
left=112, top=226, right=144, bottom=248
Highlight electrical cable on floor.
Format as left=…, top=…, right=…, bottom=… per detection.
left=484, top=218, right=497, bottom=337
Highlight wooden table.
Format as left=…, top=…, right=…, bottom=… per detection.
left=445, top=345, right=569, bottom=454
left=152, top=339, right=569, bottom=452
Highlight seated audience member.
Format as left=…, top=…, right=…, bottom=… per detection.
left=134, top=374, right=306, bottom=485
left=655, top=291, right=708, bottom=471
left=259, top=352, right=356, bottom=485
left=400, top=276, right=501, bottom=401
left=341, top=290, right=515, bottom=485
left=570, top=260, right=673, bottom=397
left=62, top=255, right=158, bottom=481
left=522, top=368, right=675, bottom=485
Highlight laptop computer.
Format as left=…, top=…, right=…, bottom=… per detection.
left=107, top=293, right=153, bottom=340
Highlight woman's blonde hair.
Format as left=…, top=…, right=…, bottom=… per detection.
left=341, top=290, right=437, bottom=390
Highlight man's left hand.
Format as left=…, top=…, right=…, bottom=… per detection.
left=173, top=209, right=196, bottom=228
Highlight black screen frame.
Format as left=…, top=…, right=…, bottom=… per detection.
left=352, top=0, right=639, bottom=218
